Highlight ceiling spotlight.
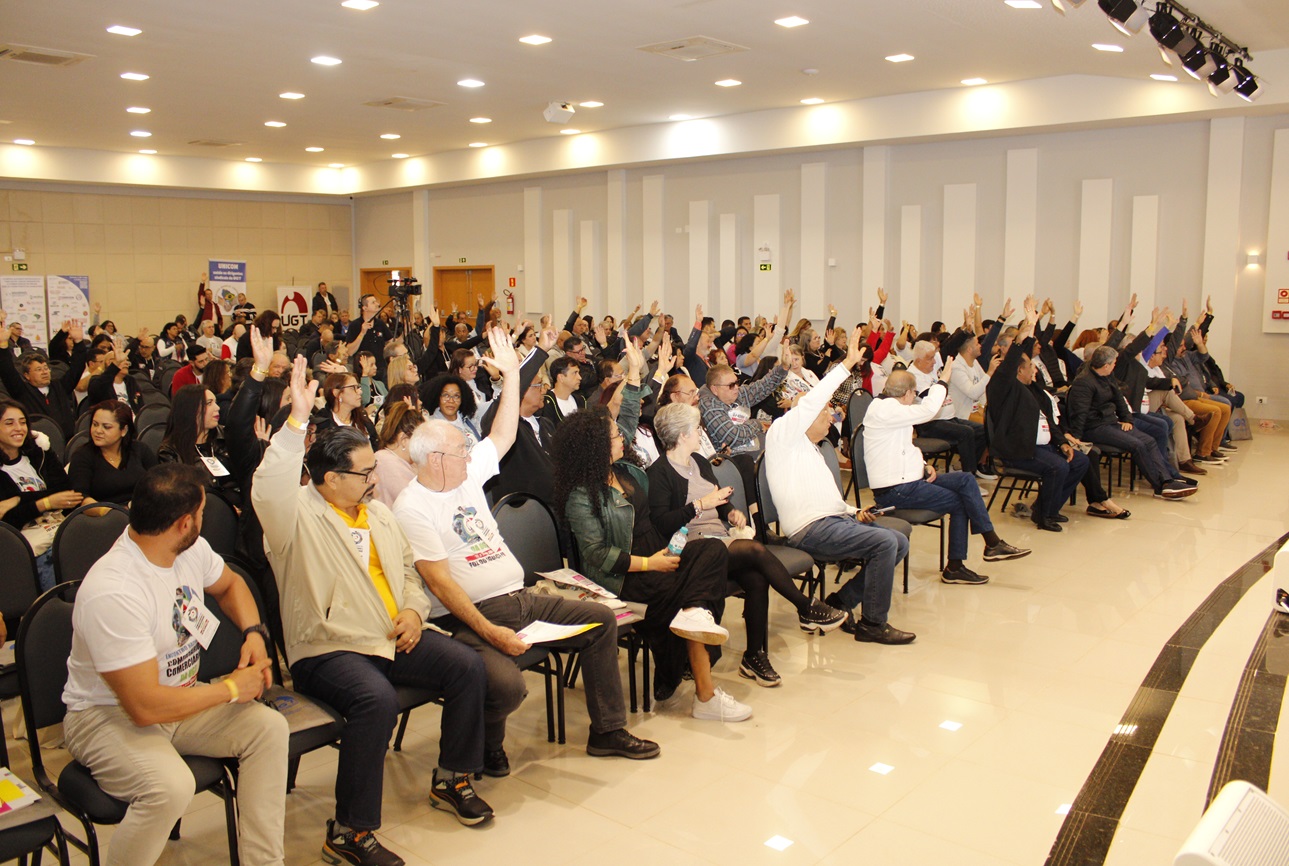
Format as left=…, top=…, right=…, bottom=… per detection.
left=106, top=25, right=142, bottom=36
left=519, top=35, right=552, bottom=45
left=1149, top=7, right=1190, bottom=53
left=1092, top=43, right=1124, bottom=51
left=775, top=16, right=809, bottom=27
left=138, top=149, right=156, bottom=154
left=800, top=97, right=825, bottom=104
left=279, top=92, right=306, bottom=99
left=340, top=0, right=379, bottom=8
left=1232, top=62, right=1262, bottom=102
left=885, top=53, right=915, bottom=63
left=1207, top=51, right=1237, bottom=95
left=543, top=101, right=575, bottom=123
left=1179, top=38, right=1216, bottom=80
left=579, top=101, right=604, bottom=108
left=245, top=157, right=262, bottom=162
left=392, top=153, right=409, bottom=158
left=126, top=106, right=151, bottom=114
left=468, top=142, right=488, bottom=147
left=1099, top=0, right=1149, bottom=35
left=961, top=77, right=988, bottom=86
left=311, top=56, right=342, bottom=66
left=265, top=121, right=287, bottom=127
left=13, top=139, right=34, bottom=146
left=130, top=130, right=152, bottom=137
left=715, top=78, right=741, bottom=87
left=469, top=117, right=491, bottom=124
left=120, top=72, right=149, bottom=81
left=380, top=133, right=401, bottom=139
left=305, top=146, right=325, bottom=152
left=457, top=78, right=485, bottom=88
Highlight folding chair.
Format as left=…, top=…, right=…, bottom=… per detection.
left=751, top=452, right=825, bottom=601
left=51, top=502, right=130, bottom=585
left=0, top=523, right=40, bottom=768
left=852, top=427, right=944, bottom=591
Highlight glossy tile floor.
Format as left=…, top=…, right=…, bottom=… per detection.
left=8, top=427, right=1288, bottom=866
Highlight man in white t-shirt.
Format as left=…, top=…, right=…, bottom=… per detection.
left=909, top=340, right=991, bottom=479
left=394, top=327, right=658, bottom=776
left=61, top=463, right=286, bottom=866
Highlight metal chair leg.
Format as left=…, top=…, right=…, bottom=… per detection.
left=392, top=710, right=412, bottom=752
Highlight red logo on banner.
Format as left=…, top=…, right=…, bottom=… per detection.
left=1278, top=288, right=1289, bottom=305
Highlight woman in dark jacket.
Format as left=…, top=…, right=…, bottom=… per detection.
left=158, top=384, right=242, bottom=506
left=647, top=402, right=846, bottom=687
left=68, top=399, right=157, bottom=507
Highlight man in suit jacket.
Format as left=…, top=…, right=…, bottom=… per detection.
left=312, top=282, right=339, bottom=317
left=0, top=317, right=87, bottom=437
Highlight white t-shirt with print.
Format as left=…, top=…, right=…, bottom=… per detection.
left=1, top=455, right=46, bottom=493
left=63, top=531, right=224, bottom=712
left=392, top=437, right=523, bottom=619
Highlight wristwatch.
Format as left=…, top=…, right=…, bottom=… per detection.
left=242, top=623, right=271, bottom=645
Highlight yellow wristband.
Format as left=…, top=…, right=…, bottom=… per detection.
left=285, top=415, right=306, bottom=431
left=251, top=364, right=269, bottom=377
left=643, top=556, right=649, bottom=571
left=224, top=678, right=239, bottom=704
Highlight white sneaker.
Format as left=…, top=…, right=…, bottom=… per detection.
left=669, top=608, right=728, bottom=645
left=692, top=687, right=753, bottom=722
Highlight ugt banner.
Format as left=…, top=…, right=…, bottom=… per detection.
left=208, top=260, right=246, bottom=316
left=276, top=285, right=311, bottom=331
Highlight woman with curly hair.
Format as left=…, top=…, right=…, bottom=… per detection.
left=554, top=393, right=750, bottom=721
left=422, top=373, right=481, bottom=450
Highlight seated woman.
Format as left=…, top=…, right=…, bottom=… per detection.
left=449, top=348, right=496, bottom=416
left=423, top=373, right=482, bottom=450
left=158, top=384, right=242, bottom=506
left=67, top=400, right=157, bottom=508
left=370, top=401, right=424, bottom=508
left=354, top=351, right=388, bottom=409
left=648, top=403, right=846, bottom=686
left=385, top=354, right=420, bottom=391
left=0, top=397, right=84, bottom=588
left=312, top=371, right=378, bottom=449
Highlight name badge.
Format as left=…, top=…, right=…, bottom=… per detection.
left=200, top=455, right=230, bottom=477
left=348, top=527, right=371, bottom=566
left=180, top=594, right=220, bottom=649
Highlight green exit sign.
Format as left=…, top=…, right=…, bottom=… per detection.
left=458, top=257, right=467, bottom=263
left=759, top=263, right=771, bottom=272
left=11, top=263, right=28, bottom=272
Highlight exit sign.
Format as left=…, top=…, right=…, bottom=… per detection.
left=458, top=257, right=467, bottom=263
left=759, top=263, right=772, bottom=272
left=11, top=263, right=28, bottom=272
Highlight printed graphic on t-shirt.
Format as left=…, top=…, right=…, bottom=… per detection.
left=164, top=586, right=201, bottom=688
left=451, top=506, right=507, bottom=568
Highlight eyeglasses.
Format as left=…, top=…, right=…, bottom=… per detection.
left=336, top=467, right=376, bottom=483
left=337, top=384, right=360, bottom=392
left=440, top=392, right=462, bottom=401
left=713, top=381, right=739, bottom=390
left=609, top=427, right=623, bottom=441
left=431, top=450, right=469, bottom=461
left=528, top=382, right=550, bottom=391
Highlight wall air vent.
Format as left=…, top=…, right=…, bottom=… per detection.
left=0, top=44, right=94, bottom=68
left=363, top=97, right=446, bottom=111
left=637, top=36, right=749, bottom=62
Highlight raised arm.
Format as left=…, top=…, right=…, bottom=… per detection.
left=251, top=354, right=317, bottom=558
left=480, top=326, right=521, bottom=459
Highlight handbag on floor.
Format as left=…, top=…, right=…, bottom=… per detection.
left=1228, top=407, right=1253, bottom=441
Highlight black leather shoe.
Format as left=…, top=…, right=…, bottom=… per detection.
left=480, top=747, right=509, bottom=778
left=824, top=593, right=859, bottom=635
left=1034, top=518, right=1063, bottom=532
left=586, top=728, right=660, bottom=760
left=1051, top=514, right=1069, bottom=523
left=852, top=620, right=916, bottom=645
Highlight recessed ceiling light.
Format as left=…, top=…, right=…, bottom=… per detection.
left=265, top=121, right=287, bottom=128
left=519, top=35, right=552, bottom=45
left=669, top=114, right=692, bottom=121
left=380, top=133, right=400, bottom=139
left=1151, top=73, right=1178, bottom=81
left=120, top=72, right=149, bottom=81
left=138, top=149, right=156, bottom=154
left=245, top=157, right=262, bottom=162
left=800, top=97, right=825, bottom=104
left=1093, top=43, right=1125, bottom=52
left=886, top=53, right=915, bottom=63
left=775, top=16, right=809, bottom=27
left=13, top=139, right=34, bottom=146
left=129, top=130, right=152, bottom=137
left=305, top=146, right=325, bottom=152
left=469, top=142, right=488, bottom=147
left=106, top=25, right=142, bottom=36
left=340, top=0, right=379, bottom=8
left=329, top=162, right=345, bottom=168
left=869, top=763, right=895, bottom=775
left=1004, top=0, right=1042, bottom=7
left=126, top=106, right=151, bottom=114
left=457, top=78, right=485, bottom=88
left=961, top=77, right=988, bottom=86
left=311, top=56, right=342, bottom=66
left=764, top=836, right=795, bottom=851
left=469, top=117, right=491, bottom=124
left=560, top=128, right=581, bottom=134
left=579, top=101, right=604, bottom=108
left=715, top=78, right=741, bottom=87
left=392, top=153, right=409, bottom=158
left=279, top=92, right=306, bottom=99
left=939, top=720, right=964, bottom=731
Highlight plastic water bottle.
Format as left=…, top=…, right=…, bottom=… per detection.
left=667, top=526, right=689, bottom=556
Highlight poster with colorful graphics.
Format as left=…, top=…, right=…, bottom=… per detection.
left=208, top=260, right=245, bottom=316
left=46, top=274, right=90, bottom=331
left=0, top=274, right=49, bottom=350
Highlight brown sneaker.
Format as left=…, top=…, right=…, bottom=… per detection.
left=1178, top=461, right=1207, bottom=475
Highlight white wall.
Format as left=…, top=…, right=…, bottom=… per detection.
left=353, top=192, right=414, bottom=274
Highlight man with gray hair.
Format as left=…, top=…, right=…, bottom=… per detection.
left=908, top=339, right=992, bottom=479
left=394, top=326, right=658, bottom=782
left=865, top=356, right=1030, bottom=585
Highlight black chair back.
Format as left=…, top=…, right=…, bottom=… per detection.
left=753, top=451, right=779, bottom=529
left=65, top=430, right=93, bottom=465
left=0, top=523, right=40, bottom=632
left=135, top=403, right=170, bottom=431
left=710, top=457, right=748, bottom=515
left=847, top=390, right=874, bottom=429
left=140, top=388, right=170, bottom=407
left=52, top=502, right=130, bottom=585
left=16, top=585, right=76, bottom=744
left=137, top=421, right=166, bottom=455
left=200, top=490, right=240, bottom=557
left=159, top=368, right=178, bottom=396
left=818, top=439, right=844, bottom=494
left=75, top=411, right=93, bottom=435
left=851, top=426, right=871, bottom=493
left=491, top=493, right=564, bottom=586
left=27, top=414, right=66, bottom=463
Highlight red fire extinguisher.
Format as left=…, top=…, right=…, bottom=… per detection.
left=504, top=289, right=515, bottom=315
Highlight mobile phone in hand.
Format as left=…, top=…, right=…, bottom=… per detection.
left=868, top=505, right=896, bottom=515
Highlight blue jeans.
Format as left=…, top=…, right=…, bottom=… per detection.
left=1132, top=412, right=1179, bottom=476
left=291, top=635, right=487, bottom=831
left=1001, top=445, right=1089, bottom=520
left=875, top=471, right=993, bottom=560
left=35, top=550, right=55, bottom=591
left=1084, top=423, right=1171, bottom=491
left=790, top=516, right=908, bottom=624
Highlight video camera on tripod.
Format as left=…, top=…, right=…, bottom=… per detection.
left=387, top=270, right=422, bottom=299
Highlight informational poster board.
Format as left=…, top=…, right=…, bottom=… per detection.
left=277, top=285, right=311, bottom=331
left=0, top=274, right=50, bottom=350
left=208, top=260, right=246, bottom=317
left=46, top=274, right=91, bottom=330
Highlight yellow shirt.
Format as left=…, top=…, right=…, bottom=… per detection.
left=329, top=503, right=398, bottom=621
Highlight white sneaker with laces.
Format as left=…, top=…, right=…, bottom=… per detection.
left=669, top=608, right=728, bottom=645
left=692, top=687, right=753, bottom=722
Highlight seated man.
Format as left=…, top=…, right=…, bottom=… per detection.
left=254, top=348, right=491, bottom=863
left=540, top=355, right=586, bottom=425
left=169, top=342, right=211, bottom=395
left=908, top=340, right=991, bottom=479
left=866, top=355, right=1030, bottom=584
left=62, top=463, right=287, bottom=866
left=395, top=326, right=658, bottom=773
left=985, top=306, right=1090, bottom=532
left=766, top=328, right=916, bottom=644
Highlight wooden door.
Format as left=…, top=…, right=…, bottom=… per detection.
left=432, top=266, right=494, bottom=315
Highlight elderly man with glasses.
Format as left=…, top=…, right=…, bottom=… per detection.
left=254, top=351, right=490, bottom=865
